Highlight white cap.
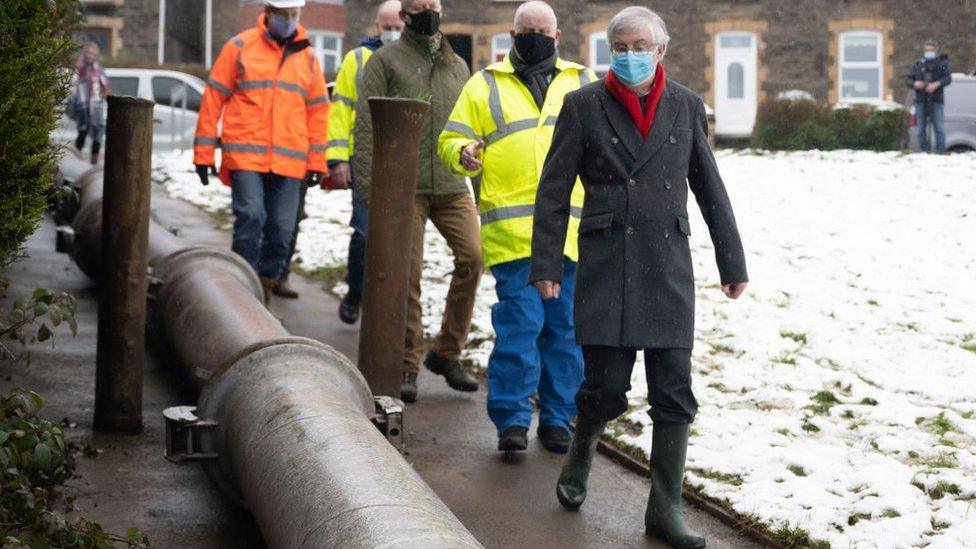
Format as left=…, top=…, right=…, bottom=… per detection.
left=264, top=0, right=305, bottom=7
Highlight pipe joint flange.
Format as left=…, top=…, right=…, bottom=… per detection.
left=152, top=246, right=262, bottom=302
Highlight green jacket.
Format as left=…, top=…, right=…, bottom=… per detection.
left=353, top=28, right=471, bottom=200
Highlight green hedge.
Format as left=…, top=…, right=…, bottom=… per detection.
left=0, top=0, right=80, bottom=267
left=751, top=99, right=904, bottom=151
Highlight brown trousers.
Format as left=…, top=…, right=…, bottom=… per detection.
left=404, top=193, right=483, bottom=373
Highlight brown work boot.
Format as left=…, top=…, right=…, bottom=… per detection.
left=273, top=273, right=300, bottom=299
left=259, top=276, right=283, bottom=321
left=423, top=351, right=478, bottom=392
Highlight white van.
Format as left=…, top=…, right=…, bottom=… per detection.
left=57, top=68, right=206, bottom=151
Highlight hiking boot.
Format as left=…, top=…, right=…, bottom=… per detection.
left=644, top=423, right=706, bottom=549
left=400, top=372, right=418, bottom=403
left=538, top=425, right=571, bottom=454
left=556, top=416, right=605, bottom=511
left=338, top=294, right=360, bottom=324
left=258, top=276, right=283, bottom=321
left=498, top=426, right=528, bottom=453
left=423, top=351, right=478, bottom=392
left=273, top=273, right=299, bottom=299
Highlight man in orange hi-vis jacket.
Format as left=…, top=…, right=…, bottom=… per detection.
left=193, top=0, right=329, bottom=317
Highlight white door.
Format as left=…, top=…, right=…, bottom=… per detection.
left=714, top=32, right=758, bottom=137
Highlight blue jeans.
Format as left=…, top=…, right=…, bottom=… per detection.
left=917, top=101, right=946, bottom=153
left=487, top=257, right=584, bottom=435
left=344, top=185, right=369, bottom=306
left=230, top=171, right=302, bottom=278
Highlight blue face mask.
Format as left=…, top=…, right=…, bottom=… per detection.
left=610, top=52, right=657, bottom=86
left=923, top=51, right=937, bottom=60
left=268, top=13, right=298, bottom=39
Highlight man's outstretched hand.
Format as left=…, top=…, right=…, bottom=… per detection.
left=533, top=280, right=561, bottom=301
left=196, top=164, right=217, bottom=186
left=722, top=282, right=748, bottom=300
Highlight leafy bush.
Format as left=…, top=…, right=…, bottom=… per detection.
left=751, top=99, right=904, bottom=151
left=0, top=0, right=81, bottom=267
left=1, top=288, right=78, bottom=366
left=0, top=390, right=148, bottom=547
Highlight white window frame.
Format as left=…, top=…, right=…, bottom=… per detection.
left=589, top=32, right=610, bottom=76
left=491, top=33, right=511, bottom=63
left=838, top=30, right=884, bottom=103
left=308, top=30, right=344, bottom=75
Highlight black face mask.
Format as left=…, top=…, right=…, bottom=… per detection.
left=514, top=32, right=556, bottom=65
left=405, top=9, right=441, bottom=36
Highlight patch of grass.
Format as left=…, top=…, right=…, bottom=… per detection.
left=962, top=410, right=975, bottom=420
left=801, top=417, right=821, bottom=433
left=841, top=409, right=855, bottom=419
left=707, top=341, right=736, bottom=356
left=908, top=450, right=919, bottom=459
left=771, top=352, right=798, bottom=366
left=775, top=292, right=793, bottom=309
left=772, top=522, right=829, bottom=549
left=775, top=428, right=794, bottom=437
left=298, top=264, right=348, bottom=295
left=779, top=330, right=808, bottom=345
left=848, top=513, right=870, bottom=526
left=692, top=468, right=744, bottom=486
left=923, top=451, right=959, bottom=469
left=928, top=481, right=961, bottom=500
left=881, top=508, right=901, bottom=518
left=805, top=390, right=841, bottom=415
left=931, top=517, right=952, bottom=530
left=859, top=397, right=879, bottom=406
left=867, top=298, right=879, bottom=306
left=787, top=464, right=807, bottom=477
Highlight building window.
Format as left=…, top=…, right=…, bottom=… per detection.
left=589, top=32, right=611, bottom=77
left=492, top=33, right=511, bottom=63
left=727, top=62, right=744, bottom=99
left=839, top=31, right=883, bottom=102
left=308, top=30, right=343, bottom=75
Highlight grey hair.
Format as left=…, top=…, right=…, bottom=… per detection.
left=514, top=1, right=557, bottom=29
left=607, top=6, right=670, bottom=46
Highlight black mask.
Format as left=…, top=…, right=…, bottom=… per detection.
left=405, top=9, right=441, bottom=36
left=514, top=32, right=556, bottom=65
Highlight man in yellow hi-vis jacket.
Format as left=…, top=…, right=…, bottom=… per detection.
left=438, top=0, right=594, bottom=455
left=325, top=0, right=403, bottom=324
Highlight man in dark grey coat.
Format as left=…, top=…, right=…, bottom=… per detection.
left=529, top=6, right=748, bottom=548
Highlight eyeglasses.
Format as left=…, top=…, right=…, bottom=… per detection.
left=609, top=45, right=657, bottom=57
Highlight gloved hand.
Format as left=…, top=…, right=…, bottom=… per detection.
left=304, top=171, right=325, bottom=188
left=196, top=165, right=217, bottom=186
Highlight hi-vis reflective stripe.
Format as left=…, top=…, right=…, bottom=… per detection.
left=209, top=79, right=233, bottom=96
left=223, top=143, right=267, bottom=153
left=308, top=95, right=329, bottom=106
left=310, top=144, right=327, bottom=153
left=354, top=48, right=365, bottom=92
left=481, top=204, right=583, bottom=225
left=273, top=146, right=308, bottom=160
left=231, top=36, right=245, bottom=48
left=480, top=70, right=568, bottom=145
left=238, top=79, right=274, bottom=90
left=327, top=139, right=350, bottom=148
left=444, top=121, right=479, bottom=140
left=544, top=116, right=558, bottom=126
left=195, top=136, right=219, bottom=146
left=277, top=81, right=308, bottom=97
left=332, top=93, right=355, bottom=106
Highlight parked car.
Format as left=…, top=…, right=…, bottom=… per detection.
left=905, top=72, right=976, bottom=153
left=56, top=68, right=205, bottom=151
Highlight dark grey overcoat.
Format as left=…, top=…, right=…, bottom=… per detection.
left=529, top=79, right=748, bottom=349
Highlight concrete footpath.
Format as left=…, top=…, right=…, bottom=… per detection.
left=0, top=181, right=761, bottom=549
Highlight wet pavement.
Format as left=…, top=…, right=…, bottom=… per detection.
left=0, top=180, right=762, bottom=548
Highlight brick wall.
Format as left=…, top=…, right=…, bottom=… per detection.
left=237, top=0, right=347, bottom=34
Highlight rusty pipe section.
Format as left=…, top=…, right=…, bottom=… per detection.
left=57, top=156, right=483, bottom=548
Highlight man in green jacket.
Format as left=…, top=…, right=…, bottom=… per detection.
left=354, top=0, right=481, bottom=403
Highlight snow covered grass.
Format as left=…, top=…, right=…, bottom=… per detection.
left=155, top=149, right=976, bottom=547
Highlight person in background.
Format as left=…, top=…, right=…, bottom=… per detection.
left=297, top=0, right=404, bottom=317
left=439, top=1, right=594, bottom=455
left=193, top=0, right=330, bottom=318
left=70, top=43, right=110, bottom=165
left=354, top=0, right=481, bottom=403
left=530, top=7, right=747, bottom=547
left=907, top=40, right=952, bottom=154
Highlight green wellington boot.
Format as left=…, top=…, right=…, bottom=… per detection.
left=645, top=423, right=706, bottom=549
left=555, top=417, right=605, bottom=511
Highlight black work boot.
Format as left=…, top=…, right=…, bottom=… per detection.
left=423, top=351, right=478, bottom=392
left=537, top=425, right=571, bottom=454
left=273, top=273, right=299, bottom=299
left=338, top=294, right=360, bottom=324
left=556, top=416, right=605, bottom=511
left=400, top=372, right=418, bottom=403
left=498, top=426, right=528, bottom=453
left=645, top=423, right=706, bottom=549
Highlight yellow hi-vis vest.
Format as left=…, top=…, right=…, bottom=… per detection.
left=439, top=56, right=594, bottom=268
left=326, top=46, right=373, bottom=162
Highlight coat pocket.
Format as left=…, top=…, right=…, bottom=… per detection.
left=676, top=215, right=691, bottom=236
left=579, top=211, right=614, bottom=235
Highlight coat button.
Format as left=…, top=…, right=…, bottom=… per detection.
left=664, top=229, right=670, bottom=238
left=611, top=137, right=620, bottom=144
left=626, top=227, right=635, bottom=235
left=669, top=135, right=677, bottom=144
left=628, top=179, right=636, bottom=187
left=665, top=180, right=672, bottom=190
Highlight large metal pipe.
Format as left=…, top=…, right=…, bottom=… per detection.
left=94, top=97, right=154, bottom=432
left=57, top=158, right=482, bottom=548
left=358, top=98, right=429, bottom=397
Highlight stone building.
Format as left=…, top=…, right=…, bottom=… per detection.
left=344, top=0, right=976, bottom=137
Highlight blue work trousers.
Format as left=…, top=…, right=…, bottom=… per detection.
left=230, top=171, right=302, bottom=278
left=344, top=185, right=369, bottom=306
left=487, top=257, right=584, bottom=436
left=917, top=101, right=946, bottom=153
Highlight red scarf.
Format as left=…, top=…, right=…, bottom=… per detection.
left=605, top=63, right=666, bottom=139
